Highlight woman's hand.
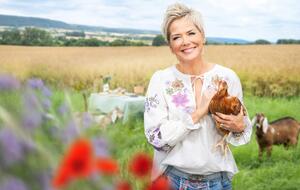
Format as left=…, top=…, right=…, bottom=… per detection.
left=212, top=108, right=245, bottom=133
left=199, top=86, right=217, bottom=111
left=191, top=87, right=217, bottom=124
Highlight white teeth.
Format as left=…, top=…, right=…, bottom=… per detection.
left=182, top=47, right=194, bottom=53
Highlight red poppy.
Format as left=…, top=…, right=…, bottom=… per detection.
left=96, top=157, right=119, bottom=175
left=52, top=138, right=94, bottom=188
left=52, top=166, right=71, bottom=188
left=128, top=152, right=152, bottom=178
left=146, top=176, right=171, bottom=190
left=116, top=180, right=132, bottom=190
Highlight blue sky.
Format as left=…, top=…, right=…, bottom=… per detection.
left=0, top=0, right=299, bottom=42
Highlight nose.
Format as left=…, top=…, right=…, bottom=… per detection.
left=182, top=35, right=190, bottom=46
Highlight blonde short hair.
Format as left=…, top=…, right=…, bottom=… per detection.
left=162, top=3, right=205, bottom=43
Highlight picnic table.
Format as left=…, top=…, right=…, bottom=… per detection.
left=88, top=92, right=145, bottom=122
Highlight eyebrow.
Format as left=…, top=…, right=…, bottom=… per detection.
left=170, top=29, right=195, bottom=38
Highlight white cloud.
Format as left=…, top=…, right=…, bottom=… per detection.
left=0, top=0, right=299, bottom=41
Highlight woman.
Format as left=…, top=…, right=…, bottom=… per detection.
left=144, top=3, right=252, bottom=190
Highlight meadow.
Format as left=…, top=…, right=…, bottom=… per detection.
left=0, top=45, right=300, bottom=190
left=108, top=95, right=300, bottom=190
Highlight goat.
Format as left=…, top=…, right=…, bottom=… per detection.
left=252, top=113, right=300, bottom=159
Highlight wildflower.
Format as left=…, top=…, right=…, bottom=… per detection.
left=116, top=180, right=132, bottom=190
left=61, top=119, right=79, bottom=143
left=52, top=139, right=94, bottom=188
left=21, top=112, right=43, bottom=132
left=0, top=74, right=20, bottom=90
left=146, top=176, right=171, bottom=190
left=27, top=78, right=44, bottom=90
left=96, top=157, right=119, bottom=175
left=0, top=128, right=26, bottom=166
left=42, top=98, right=52, bottom=111
left=82, top=112, right=93, bottom=128
left=58, top=102, right=70, bottom=116
left=36, top=171, right=52, bottom=190
left=21, top=90, right=42, bottom=132
left=128, top=153, right=152, bottom=178
left=0, top=176, right=28, bottom=190
left=92, top=137, right=110, bottom=157
left=42, top=86, right=52, bottom=97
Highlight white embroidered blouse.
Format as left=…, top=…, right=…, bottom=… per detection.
left=144, top=64, right=252, bottom=180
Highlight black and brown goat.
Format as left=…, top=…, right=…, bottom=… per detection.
left=252, top=113, right=300, bottom=159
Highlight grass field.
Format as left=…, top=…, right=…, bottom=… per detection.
left=0, top=45, right=300, bottom=189
left=1, top=89, right=298, bottom=190
left=104, top=95, right=300, bottom=190
left=76, top=93, right=300, bottom=190
left=233, top=96, right=300, bottom=190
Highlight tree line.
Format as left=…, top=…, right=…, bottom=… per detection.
left=151, top=35, right=300, bottom=46
left=0, top=28, right=299, bottom=46
left=0, top=28, right=147, bottom=46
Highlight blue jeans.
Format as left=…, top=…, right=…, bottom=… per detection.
left=163, top=166, right=232, bottom=190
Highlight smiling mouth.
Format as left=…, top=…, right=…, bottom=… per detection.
left=181, top=47, right=196, bottom=53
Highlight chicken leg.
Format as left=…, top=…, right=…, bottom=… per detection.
left=214, top=134, right=229, bottom=157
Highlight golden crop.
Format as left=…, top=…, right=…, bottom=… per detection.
left=1, top=45, right=299, bottom=96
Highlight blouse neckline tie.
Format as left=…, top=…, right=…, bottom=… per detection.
left=191, top=76, right=204, bottom=107
left=191, top=75, right=204, bottom=92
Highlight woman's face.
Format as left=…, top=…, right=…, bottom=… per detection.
left=168, top=16, right=205, bottom=63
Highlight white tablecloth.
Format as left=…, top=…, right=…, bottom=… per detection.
left=88, top=93, right=145, bottom=122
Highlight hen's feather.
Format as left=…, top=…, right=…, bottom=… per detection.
left=209, top=80, right=244, bottom=135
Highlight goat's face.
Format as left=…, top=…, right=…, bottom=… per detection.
left=256, top=113, right=265, bottom=128
left=252, top=113, right=269, bottom=134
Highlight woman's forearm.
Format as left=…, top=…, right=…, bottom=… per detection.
left=191, top=107, right=208, bottom=124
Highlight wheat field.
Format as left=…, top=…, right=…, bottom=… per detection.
left=1, top=45, right=300, bottom=95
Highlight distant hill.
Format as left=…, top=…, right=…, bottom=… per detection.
left=0, top=14, right=251, bottom=43
left=206, top=37, right=250, bottom=44
left=0, top=14, right=160, bottom=35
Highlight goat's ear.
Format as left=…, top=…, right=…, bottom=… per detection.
left=251, top=116, right=257, bottom=127
left=262, top=117, right=269, bottom=133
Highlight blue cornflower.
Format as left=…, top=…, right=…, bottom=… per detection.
left=0, top=74, right=20, bottom=90
left=27, top=78, right=44, bottom=90
left=0, top=176, right=28, bottom=190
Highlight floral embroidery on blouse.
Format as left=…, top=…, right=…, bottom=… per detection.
left=166, top=79, right=184, bottom=95
left=156, top=144, right=172, bottom=152
left=172, top=79, right=184, bottom=90
left=146, top=126, right=172, bottom=152
left=165, top=78, right=189, bottom=107
left=183, top=106, right=194, bottom=114
left=145, top=94, right=159, bottom=112
left=172, top=93, right=189, bottom=107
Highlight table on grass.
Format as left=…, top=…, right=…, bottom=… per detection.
left=88, top=93, right=145, bottom=123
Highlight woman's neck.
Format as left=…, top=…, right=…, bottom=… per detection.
left=177, top=58, right=213, bottom=76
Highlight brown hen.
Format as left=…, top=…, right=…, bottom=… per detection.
left=209, top=80, right=245, bottom=156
